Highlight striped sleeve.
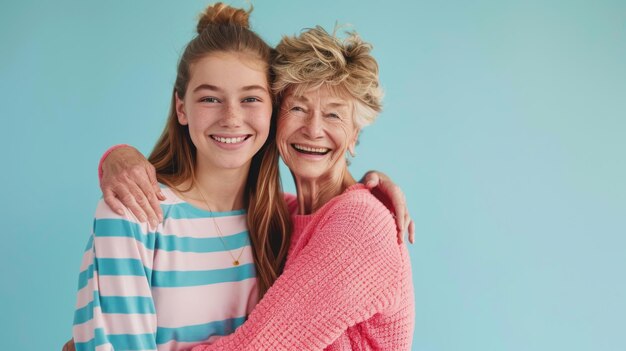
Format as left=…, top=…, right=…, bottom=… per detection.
left=72, top=200, right=158, bottom=351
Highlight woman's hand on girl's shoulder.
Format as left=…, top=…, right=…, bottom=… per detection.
left=100, top=145, right=165, bottom=227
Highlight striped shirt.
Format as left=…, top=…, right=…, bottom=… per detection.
left=72, top=186, right=258, bottom=351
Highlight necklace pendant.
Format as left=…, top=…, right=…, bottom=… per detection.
left=233, top=260, right=239, bottom=266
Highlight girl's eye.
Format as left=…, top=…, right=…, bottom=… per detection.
left=200, top=97, right=220, bottom=103
left=242, top=97, right=261, bottom=103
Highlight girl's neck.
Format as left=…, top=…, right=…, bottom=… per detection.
left=293, top=166, right=356, bottom=215
left=178, top=162, right=249, bottom=212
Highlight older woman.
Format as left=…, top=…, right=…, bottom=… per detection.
left=191, top=26, right=415, bottom=351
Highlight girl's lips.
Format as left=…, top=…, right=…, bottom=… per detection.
left=209, top=134, right=252, bottom=149
left=210, top=135, right=251, bottom=144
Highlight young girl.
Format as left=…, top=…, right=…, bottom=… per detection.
left=72, top=4, right=290, bottom=350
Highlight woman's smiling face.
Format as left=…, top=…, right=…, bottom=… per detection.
left=277, top=85, right=359, bottom=181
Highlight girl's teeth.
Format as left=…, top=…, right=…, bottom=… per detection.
left=212, top=136, right=247, bottom=144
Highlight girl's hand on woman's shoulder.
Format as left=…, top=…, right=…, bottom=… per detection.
left=362, top=171, right=415, bottom=244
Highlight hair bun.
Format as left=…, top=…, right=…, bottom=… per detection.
left=197, top=2, right=251, bottom=34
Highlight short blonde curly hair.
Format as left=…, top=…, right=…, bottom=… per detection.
left=272, top=26, right=383, bottom=129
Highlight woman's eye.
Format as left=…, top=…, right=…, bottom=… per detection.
left=327, top=113, right=340, bottom=119
left=200, top=97, right=220, bottom=103
left=242, top=97, right=261, bottom=103
left=290, top=106, right=305, bottom=113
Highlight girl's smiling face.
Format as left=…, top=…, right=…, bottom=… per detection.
left=176, top=52, right=272, bottom=172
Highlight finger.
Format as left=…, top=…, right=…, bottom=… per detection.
left=133, top=167, right=162, bottom=225
left=119, top=187, right=148, bottom=223
left=62, top=339, right=73, bottom=351
left=396, top=215, right=404, bottom=244
left=103, top=189, right=126, bottom=216
left=364, top=172, right=380, bottom=189
left=147, top=163, right=166, bottom=202
left=149, top=170, right=166, bottom=221
left=403, top=211, right=411, bottom=233
left=128, top=181, right=158, bottom=226
left=148, top=165, right=165, bottom=204
left=408, top=220, right=415, bottom=244
left=392, top=193, right=407, bottom=236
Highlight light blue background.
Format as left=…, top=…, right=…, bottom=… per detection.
left=1, top=0, right=624, bottom=350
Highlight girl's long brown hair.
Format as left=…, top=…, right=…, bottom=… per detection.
left=147, top=3, right=290, bottom=298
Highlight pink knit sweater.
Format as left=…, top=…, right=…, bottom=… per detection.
left=192, top=184, right=415, bottom=350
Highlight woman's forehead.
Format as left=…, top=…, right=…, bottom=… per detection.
left=284, top=84, right=352, bottom=105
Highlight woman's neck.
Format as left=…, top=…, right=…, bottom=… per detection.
left=178, top=162, right=249, bottom=212
left=293, top=166, right=357, bottom=215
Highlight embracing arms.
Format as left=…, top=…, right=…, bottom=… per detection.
left=193, top=193, right=405, bottom=350
left=99, top=145, right=415, bottom=243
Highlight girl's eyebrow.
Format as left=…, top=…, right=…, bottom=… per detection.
left=192, top=84, right=220, bottom=93
left=192, top=84, right=268, bottom=93
left=241, top=85, right=268, bottom=93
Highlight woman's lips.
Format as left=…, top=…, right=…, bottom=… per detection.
left=292, top=143, right=331, bottom=155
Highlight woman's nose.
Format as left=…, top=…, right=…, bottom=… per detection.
left=303, top=112, right=323, bottom=139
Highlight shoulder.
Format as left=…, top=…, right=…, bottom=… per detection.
left=93, top=198, right=150, bottom=234
left=91, top=184, right=183, bottom=233
left=330, top=185, right=393, bottom=219
left=322, top=185, right=396, bottom=239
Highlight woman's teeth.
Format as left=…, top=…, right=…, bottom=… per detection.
left=212, top=136, right=248, bottom=144
left=293, top=144, right=330, bottom=155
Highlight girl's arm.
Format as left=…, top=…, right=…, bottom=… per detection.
left=193, top=195, right=402, bottom=350
left=72, top=201, right=157, bottom=351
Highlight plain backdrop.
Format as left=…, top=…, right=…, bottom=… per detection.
left=1, top=0, right=625, bottom=350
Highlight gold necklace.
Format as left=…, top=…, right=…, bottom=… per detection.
left=194, top=181, right=246, bottom=266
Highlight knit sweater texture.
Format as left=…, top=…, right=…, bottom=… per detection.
left=192, top=184, right=415, bottom=350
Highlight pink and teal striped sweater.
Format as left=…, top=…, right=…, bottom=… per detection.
left=193, top=184, right=415, bottom=350
left=72, top=186, right=258, bottom=350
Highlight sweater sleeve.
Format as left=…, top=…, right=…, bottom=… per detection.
left=193, top=193, right=401, bottom=351
left=72, top=200, right=158, bottom=351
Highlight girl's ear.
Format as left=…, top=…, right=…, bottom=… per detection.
left=175, top=92, right=188, bottom=125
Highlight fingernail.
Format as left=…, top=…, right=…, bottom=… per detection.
left=116, top=208, right=124, bottom=216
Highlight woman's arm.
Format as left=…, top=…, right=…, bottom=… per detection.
left=72, top=201, right=158, bottom=351
left=99, top=145, right=164, bottom=227
left=193, top=194, right=402, bottom=350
